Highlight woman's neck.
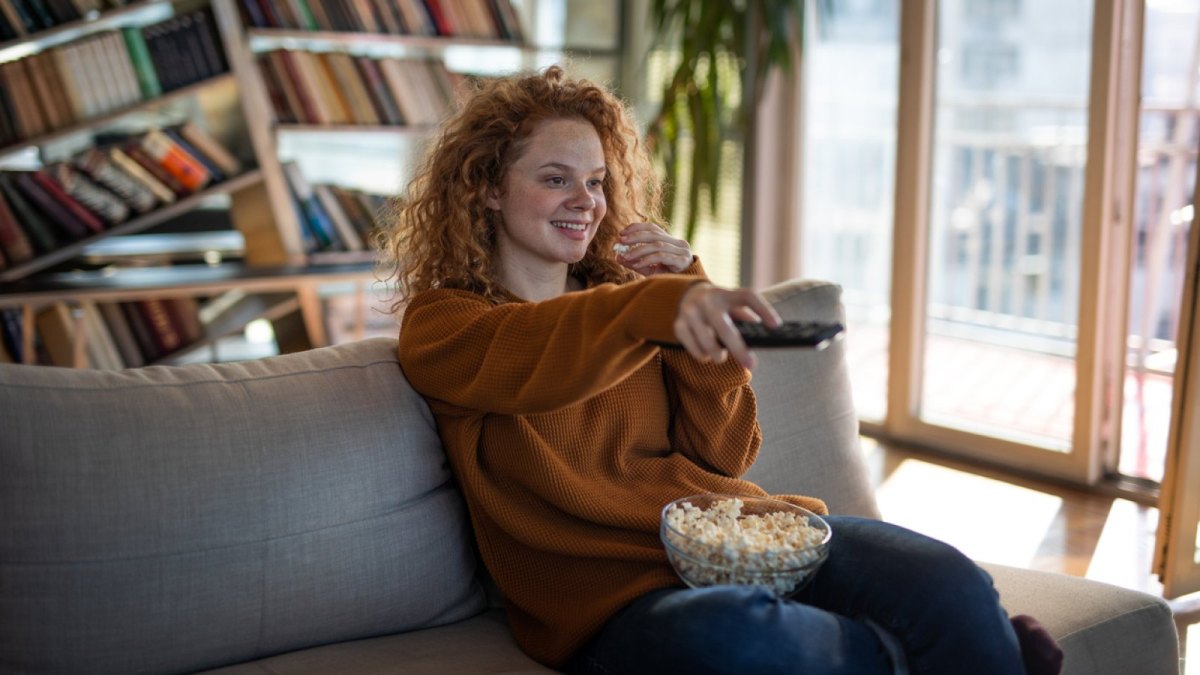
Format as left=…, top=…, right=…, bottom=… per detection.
left=497, top=264, right=582, bottom=301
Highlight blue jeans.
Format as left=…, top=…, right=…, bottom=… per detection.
left=566, top=517, right=1024, bottom=675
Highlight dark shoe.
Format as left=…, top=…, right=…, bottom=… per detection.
left=1010, top=614, right=1064, bottom=675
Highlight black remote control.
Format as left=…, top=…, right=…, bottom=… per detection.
left=734, top=320, right=845, bottom=349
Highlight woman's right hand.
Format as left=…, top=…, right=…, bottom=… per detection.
left=674, top=282, right=782, bottom=370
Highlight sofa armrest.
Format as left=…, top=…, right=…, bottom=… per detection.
left=744, top=279, right=881, bottom=518
left=982, top=563, right=1180, bottom=675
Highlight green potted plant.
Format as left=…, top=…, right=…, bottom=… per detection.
left=645, top=0, right=819, bottom=241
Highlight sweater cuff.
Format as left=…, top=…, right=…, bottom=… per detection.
left=682, top=256, right=707, bottom=279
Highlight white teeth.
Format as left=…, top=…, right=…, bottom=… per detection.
left=552, top=221, right=587, bottom=231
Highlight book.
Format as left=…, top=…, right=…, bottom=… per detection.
left=347, top=0, right=379, bottom=32
left=488, top=0, right=523, bottom=42
left=80, top=300, right=124, bottom=369
left=0, top=0, right=28, bottom=39
left=256, top=54, right=300, bottom=123
left=74, top=147, right=159, bottom=214
left=0, top=59, right=45, bottom=138
left=0, top=187, right=34, bottom=265
left=134, top=298, right=184, bottom=356
left=36, top=302, right=82, bottom=367
left=282, top=161, right=339, bottom=250
left=333, top=185, right=381, bottom=242
left=50, top=162, right=131, bottom=226
left=353, top=56, right=404, bottom=125
left=107, top=146, right=177, bottom=204
left=12, top=171, right=92, bottom=240
left=179, top=122, right=242, bottom=176
left=41, top=0, right=79, bottom=25
left=118, top=301, right=162, bottom=362
left=0, top=83, right=19, bottom=145
left=97, top=301, right=145, bottom=368
left=30, top=169, right=107, bottom=234
left=307, top=51, right=352, bottom=123
left=322, top=52, right=378, bottom=125
left=139, top=129, right=212, bottom=192
left=24, top=52, right=71, bottom=130
left=100, top=31, right=143, bottom=108
left=302, top=0, right=334, bottom=31
left=75, top=36, right=118, bottom=115
left=285, top=0, right=318, bottom=30
left=0, top=306, right=24, bottom=363
left=369, top=0, right=404, bottom=34
left=293, top=51, right=345, bottom=125
left=395, top=0, right=435, bottom=36
left=314, top=184, right=364, bottom=251
left=167, top=296, right=204, bottom=346
left=82, top=34, right=122, bottom=114
left=162, top=128, right=226, bottom=182
left=194, top=9, right=229, bottom=76
left=122, top=25, right=162, bottom=98
left=237, top=0, right=268, bottom=27
left=271, top=50, right=320, bottom=124
left=0, top=172, right=60, bottom=253
left=376, top=57, right=424, bottom=126
left=50, top=43, right=93, bottom=120
left=122, top=142, right=191, bottom=197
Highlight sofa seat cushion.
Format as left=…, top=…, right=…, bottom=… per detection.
left=0, top=338, right=485, bottom=674
left=198, top=609, right=554, bottom=674
left=982, top=563, right=1180, bottom=675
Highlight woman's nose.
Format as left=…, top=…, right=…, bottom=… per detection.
left=568, top=185, right=595, bottom=210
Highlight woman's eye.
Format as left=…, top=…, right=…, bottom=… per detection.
left=546, top=177, right=565, bottom=186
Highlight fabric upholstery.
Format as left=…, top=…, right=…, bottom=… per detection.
left=200, top=609, right=555, bottom=674
left=0, top=338, right=485, bottom=674
left=0, top=279, right=1179, bottom=675
left=982, top=563, right=1180, bottom=675
left=746, top=279, right=881, bottom=518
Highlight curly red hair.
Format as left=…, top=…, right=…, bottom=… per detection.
left=377, top=66, right=662, bottom=309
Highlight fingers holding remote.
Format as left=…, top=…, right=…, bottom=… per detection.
left=674, top=283, right=781, bottom=369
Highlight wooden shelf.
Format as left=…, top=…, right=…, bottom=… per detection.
left=0, top=260, right=376, bottom=304
left=0, top=169, right=264, bottom=283
left=155, top=290, right=298, bottom=364
left=244, top=28, right=527, bottom=54
left=0, top=0, right=172, bottom=54
left=274, top=123, right=437, bottom=136
left=0, top=73, right=236, bottom=161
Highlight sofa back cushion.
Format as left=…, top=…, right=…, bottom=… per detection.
left=0, top=338, right=485, bottom=674
left=745, top=279, right=881, bottom=519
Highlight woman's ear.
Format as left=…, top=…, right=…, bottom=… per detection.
left=485, top=187, right=501, bottom=211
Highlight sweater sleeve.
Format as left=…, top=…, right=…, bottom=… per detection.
left=398, top=276, right=702, bottom=416
left=659, top=349, right=762, bottom=478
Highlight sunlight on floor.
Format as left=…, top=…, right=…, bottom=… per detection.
left=875, top=459, right=1063, bottom=568
left=1188, top=623, right=1197, bottom=675
left=1087, top=499, right=1163, bottom=595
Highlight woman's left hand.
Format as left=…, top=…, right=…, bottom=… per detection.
left=615, top=222, right=694, bottom=275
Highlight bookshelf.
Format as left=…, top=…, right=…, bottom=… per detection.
left=0, top=0, right=625, bottom=368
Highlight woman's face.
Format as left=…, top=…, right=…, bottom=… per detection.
left=487, top=117, right=608, bottom=275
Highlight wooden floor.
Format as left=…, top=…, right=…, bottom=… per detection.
left=864, top=436, right=1198, bottom=673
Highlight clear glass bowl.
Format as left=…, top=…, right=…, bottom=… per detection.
left=660, top=493, right=832, bottom=597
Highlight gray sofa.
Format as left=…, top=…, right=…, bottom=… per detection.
left=0, top=279, right=1179, bottom=674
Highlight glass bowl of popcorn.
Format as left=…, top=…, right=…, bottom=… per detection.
left=660, top=493, right=832, bottom=597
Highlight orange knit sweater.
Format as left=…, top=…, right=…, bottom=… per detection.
left=397, top=262, right=828, bottom=668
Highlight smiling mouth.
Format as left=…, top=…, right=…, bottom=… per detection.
left=552, top=221, right=588, bottom=232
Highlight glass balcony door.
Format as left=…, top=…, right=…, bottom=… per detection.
left=883, top=0, right=1124, bottom=484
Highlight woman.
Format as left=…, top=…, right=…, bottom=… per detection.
left=381, top=66, right=1061, bottom=675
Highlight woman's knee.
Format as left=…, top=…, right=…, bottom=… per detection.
left=822, top=517, right=996, bottom=603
